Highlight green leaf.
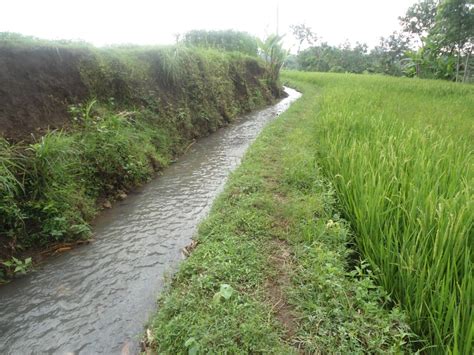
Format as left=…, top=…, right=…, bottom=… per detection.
left=184, top=337, right=200, bottom=355
left=184, top=337, right=195, bottom=347
left=212, top=292, right=222, bottom=304
left=219, top=284, right=234, bottom=300
left=2, top=261, right=13, bottom=267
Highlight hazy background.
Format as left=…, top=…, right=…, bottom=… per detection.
left=1, top=0, right=418, bottom=49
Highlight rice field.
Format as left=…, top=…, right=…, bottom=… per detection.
left=283, top=71, right=473, bottom=353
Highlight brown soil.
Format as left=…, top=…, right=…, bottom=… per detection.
left=264, top=239, right=301, bottom=347
left=0, top=46, right=90, bottom=141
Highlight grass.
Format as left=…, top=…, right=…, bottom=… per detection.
left=282, top=72, right=473, bottom=354
left=149, top=83, right=411, bottom=353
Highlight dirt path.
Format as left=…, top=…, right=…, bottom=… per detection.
left=265, top=239, right=299, bottom=342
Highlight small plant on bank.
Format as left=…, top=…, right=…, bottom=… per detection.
left=2, top=257, right=32, bottom=275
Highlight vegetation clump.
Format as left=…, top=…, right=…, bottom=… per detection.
left=181, top=29, right=259, bottom=56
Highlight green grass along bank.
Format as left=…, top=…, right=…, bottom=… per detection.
left=148, top=73, right=472, bottom=354
left=0, top=39, right=281, bottom=279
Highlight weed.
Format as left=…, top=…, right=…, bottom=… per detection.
left=2, top=257, right=32, bottom=275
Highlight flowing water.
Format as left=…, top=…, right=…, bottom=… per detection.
left=0, top=88, right=300, bottom=354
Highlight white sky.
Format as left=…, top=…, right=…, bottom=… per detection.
left=0, top=0, right=418, bottom=50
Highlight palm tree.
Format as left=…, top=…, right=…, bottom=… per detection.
left=258, top=34, right=288, bottom=87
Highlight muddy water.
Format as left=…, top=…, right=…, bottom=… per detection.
left=0, top=88, right=300, bottom=355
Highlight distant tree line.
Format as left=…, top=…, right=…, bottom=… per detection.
left=180, top=30, right=259, bottom=56
left=290, top=0, right=473, bottom=82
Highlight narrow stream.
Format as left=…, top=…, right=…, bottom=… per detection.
left=0, top=88, right=300, bottom=354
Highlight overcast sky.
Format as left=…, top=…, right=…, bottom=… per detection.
left=1, top=0, right=418, bottom=49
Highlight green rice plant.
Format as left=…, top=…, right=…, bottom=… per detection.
left=283, top=71, right=473, bottom=354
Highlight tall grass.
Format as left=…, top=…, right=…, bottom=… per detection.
left=283, top=72, right=473, bottom=353
left=0, top=139, right=24, bottom=241
left=0, top=139, right=23, bottom=196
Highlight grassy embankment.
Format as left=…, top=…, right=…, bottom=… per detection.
left=0, top=35, right=277, bottom=279
left=148, top=76, right=411, bottom=353
left=149, top=72, right=472, bottom=354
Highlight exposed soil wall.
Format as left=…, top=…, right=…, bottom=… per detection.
left=0, top=47, right=90, bottom=139
left=0, top=44, right=275, bottom=141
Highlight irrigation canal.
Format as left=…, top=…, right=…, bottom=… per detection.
left=0, top=88, right=300, bottom=354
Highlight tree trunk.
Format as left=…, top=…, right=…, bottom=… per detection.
left=463, top=49, right=471, bottom=83
left=456, top=47, right=461, bottom=82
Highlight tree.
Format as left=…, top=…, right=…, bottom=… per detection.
left=258, top=34, right=288, bottom=94
left=400, top=0, right=473, bottom=82
left=371, top=32, right=411, bottom=76
left=290, top=24, right=318, bottom=53
left=433, top=0, right=474, bottom=81
left=399, top=0, right=439, bottom=76
left=399, top=0, right=440, bottom=48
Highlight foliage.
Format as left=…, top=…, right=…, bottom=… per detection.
left=0, top=32, right=92, bottom=49
left=2, top=257, right=32, bottom=275
left=284, top=71, right=473, bottom=353
left=290, top=24, right=318, bottom=53
left=371, top=32, right=411, bottom=76
left=150, top=84, right=411, bottom=353
left=296, top=36, right=412, bottom=76
left=295, top=36, right=409, bottom=76
left=401, top=0, right=473, bottom=81
left=292, top=0, right=473, bottom=82
left=181, top=30, right=258, bottom=56
left=399, top=0, right=439, bottom=47
left=258, top=34, right=288, bottom=91
left=23, top=132, right=93, bottom=244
